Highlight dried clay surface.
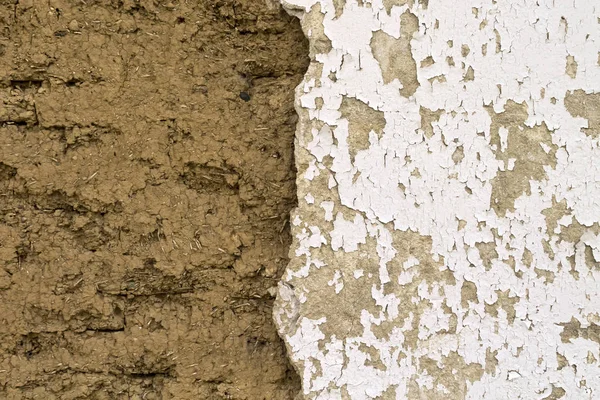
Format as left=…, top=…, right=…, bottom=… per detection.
left=275, top=0, right=600, bottom=399
left=0, top=1, right=308, bottom=399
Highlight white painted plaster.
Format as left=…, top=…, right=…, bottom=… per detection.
left=275, top=0, right=600, bottom=398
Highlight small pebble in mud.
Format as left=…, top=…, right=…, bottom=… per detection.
left=239, top=92, right=251, bottom=102
left=68, top=20, right=80, bottom=31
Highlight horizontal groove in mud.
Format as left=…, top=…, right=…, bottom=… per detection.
left=0, top=1, right=308, bottom=398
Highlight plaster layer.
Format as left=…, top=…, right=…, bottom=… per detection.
left=275, top=0, right=600, bottom=399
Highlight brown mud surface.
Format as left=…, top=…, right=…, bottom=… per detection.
left=0, top=1, right=308, bottom=398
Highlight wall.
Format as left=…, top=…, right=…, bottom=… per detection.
left=274, top=0, right=600, bottom=398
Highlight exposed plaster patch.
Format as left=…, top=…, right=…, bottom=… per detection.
left=486, top=101, right=558, bottom=217
left=564, top=90, right=600, bottom=138
left=542, top=385, right=567, bottom=400
left=382, top=0, right=412, bottom=15
left=370, top=10, right=419, bottom=96
left=419, top=56, right=434, bottom=68
left=339, top=96, right=386, bottom=159
left=559, top=318, right=600, bottom=344
left=418, top=106, right=442, bottom=139
left=566, top=55, right=578, bottom=79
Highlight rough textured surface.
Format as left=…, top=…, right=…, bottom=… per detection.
left=275, top=0, right=600, bottom=399
left=0, top=1, right=308, bottom=398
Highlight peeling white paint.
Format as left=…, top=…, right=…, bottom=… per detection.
left=275, top=0, right=600, bottom=398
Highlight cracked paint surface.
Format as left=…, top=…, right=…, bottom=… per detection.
left=274, top=0, right=600, bottom=399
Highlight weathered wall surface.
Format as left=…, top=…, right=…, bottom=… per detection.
left=275, top=0, right=600, bottom=398
left=0, top=1, right=307, bottom=398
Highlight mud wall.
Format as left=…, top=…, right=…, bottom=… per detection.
left=0, top=1, right=308, bottom=399
left=275, top=0, right=600, bottom=398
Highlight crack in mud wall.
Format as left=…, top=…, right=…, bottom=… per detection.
left=275, top=0, right=600, bottom=398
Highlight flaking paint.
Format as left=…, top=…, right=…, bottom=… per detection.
left=275, top=0, right=600, bottom=398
